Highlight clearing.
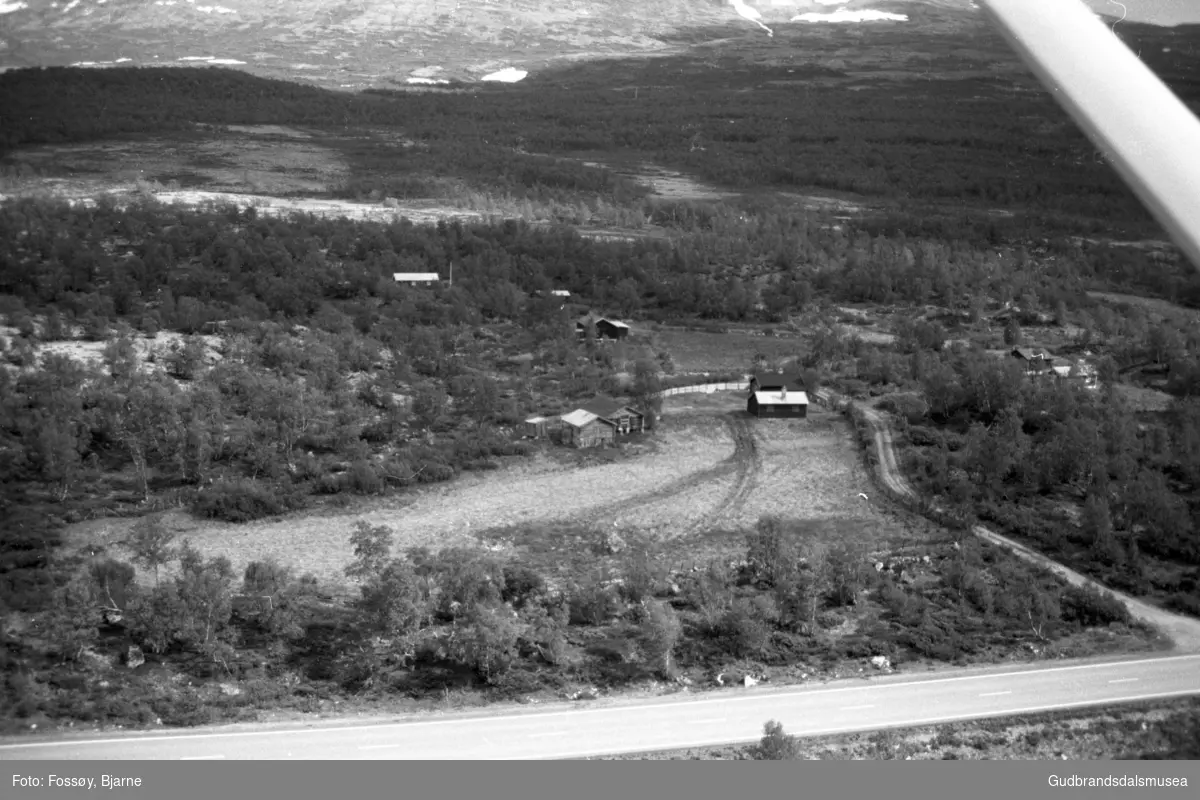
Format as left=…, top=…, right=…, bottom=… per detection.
left=64, top=392, right=902, bottom=593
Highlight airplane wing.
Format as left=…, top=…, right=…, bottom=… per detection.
left=979, top=0, right=1200, bottom=270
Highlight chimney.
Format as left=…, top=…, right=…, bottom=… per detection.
left=781, top=387, right=786, bottom=400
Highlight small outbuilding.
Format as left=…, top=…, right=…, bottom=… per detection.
left=523, top=415, right=562, bottom=439
left=560, top=409, right=617, bottom=448
left=748, top=388, right=809, bottom=419
left=595, top=318, right=630, bottom=340
left=576, top=315, right=630, bottom=341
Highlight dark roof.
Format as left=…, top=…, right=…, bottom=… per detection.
left=578, top=396, right=644, bottom=420
left=1011, top=347, right=1047, bottom=361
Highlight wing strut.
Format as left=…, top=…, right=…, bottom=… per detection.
left=981, top=0, right=1200, bottom=270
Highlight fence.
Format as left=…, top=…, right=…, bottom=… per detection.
left=656, top=381, right=749, bottom=397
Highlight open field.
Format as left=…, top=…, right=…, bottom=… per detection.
left=649, top=327, right=802, bottom=374
left=1112, top=383, right=1176, bottom=413
left=62, top=392, right=904, bottom=594
left=4, top=128, right=350, bottom=196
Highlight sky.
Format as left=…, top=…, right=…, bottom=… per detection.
left=1081, top=0, right=1200, bottom=26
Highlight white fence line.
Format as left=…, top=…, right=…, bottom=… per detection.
left=656, top=381, right=749, bottom=397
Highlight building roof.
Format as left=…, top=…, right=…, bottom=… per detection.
left=561, top=409, right=614, bottom=428
left=753, top=391, right=810, bottom=406
left=393, top=272, right=441, bottom=282
left=578, top=396, right=644, bottom=420
left=577, top=315, right=628, bottom=329
left=1011, top=347, right=1048, bottom=360
left=525, top=416, right=548, bottom=424
left=550, top=290, right=571, bottom=297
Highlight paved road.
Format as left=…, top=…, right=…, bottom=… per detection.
left=2, top=654, right=1198, bottom=760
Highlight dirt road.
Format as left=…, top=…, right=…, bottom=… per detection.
left=830, top=392, right=1200, bottom=653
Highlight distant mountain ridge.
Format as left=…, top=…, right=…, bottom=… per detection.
left=5, top=1, right=1190, bottom=88
left=0, top=0, right=985, bottom=85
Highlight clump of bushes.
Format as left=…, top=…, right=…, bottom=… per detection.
left=1059, top=584, right=1131, bottom=628
left=192, top=479, right=309, bottom=522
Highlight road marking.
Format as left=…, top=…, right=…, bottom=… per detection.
left=841, top=705, right=876, bottom=711
left=514, top=689, right=1200, bottom=760
left=180, top=755, right=225, bottom=760
left=1109, top=678, right=1138, bottom=684
left=3, top=654, right=1198, bottom=752
left=979, top=691, right=1013, bottom=697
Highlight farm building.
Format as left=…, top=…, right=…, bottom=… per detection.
left=393, top=272, right=441, bottom=283
left=748, top=388, right=809, bottom=418
left=506, top=353, right=535, bottom=372
left=1010, top=347, right=1052, bottom=373
left=577, top=396, right=646, bottom=434
left=1051, top=358, right=1099, bottom=389
left=576, top=315, right=630, bottom=340
left=596, top=318, right=630, bottom=340
left=749, top=369, right=805, bottom=394
left=523, top=415, right=562, bottom=439
left=559, top=409, right=617, bottom=448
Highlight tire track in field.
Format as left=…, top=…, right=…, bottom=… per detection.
left=604, top=414, right=760, bottom=533
left=681, top=413, right=763, bottom=535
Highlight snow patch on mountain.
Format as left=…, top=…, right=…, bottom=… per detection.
left=731, top=0, right=773, bottom=37
left=792, top=9, right=908, bottom=22
left=70, top=58, right=134, bottom=67
left=480, top=67, right=527, bottom=82
left=0, top=1, right=28, bottom=14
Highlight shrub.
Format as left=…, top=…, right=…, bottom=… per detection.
left=344, top=460, right=385, bottom=495
left=722, top=598, right=772, bottom=657
left=192, top=480, right=307, bottom=523
left=1166, top=591, right=1200, bottom=617
left=754, top=720, right=801, bottom=760
left=878, top=393, right=929, bottom=424
left=501, top=564, right=545, bottom=608
left=1060, top=584, right=1130, bottom=627
left=569, top=574, right=621, bottom=626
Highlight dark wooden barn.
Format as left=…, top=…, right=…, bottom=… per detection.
left=748, top=389, right=809, bottom=419
left=559, top=409, right=617, bottom=448
left=595, top=318, right=630, bottom=340
left=576, top=315, right=630, bottom=341
left=578, top=397, right=646, bottom=434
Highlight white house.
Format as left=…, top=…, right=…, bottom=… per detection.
left=393, top=273, right=440, bottom=283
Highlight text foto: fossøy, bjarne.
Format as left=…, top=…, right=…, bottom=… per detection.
left=12, top=774, right=143, bottom=790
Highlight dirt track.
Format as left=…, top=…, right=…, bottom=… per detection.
left=837, top=392, right=1200, bottom=653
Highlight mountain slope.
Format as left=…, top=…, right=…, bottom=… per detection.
left=0, top=0, right=983, bottom=85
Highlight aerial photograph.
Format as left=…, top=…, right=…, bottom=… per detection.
left=0, top=0, right=1199, bottom=764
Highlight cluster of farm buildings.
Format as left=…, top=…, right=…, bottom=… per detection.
left=527, top=369, right=810, bottom=449
left=1009, top=347, right=1099, bottom=389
